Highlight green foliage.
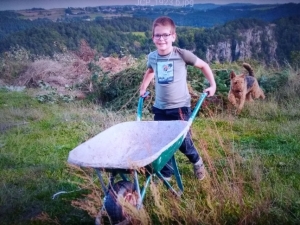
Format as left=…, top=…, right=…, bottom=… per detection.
left=259, top=70, right=289, bottom=94
left=134, top=3, right=300, bottom=28
left=214, top=69, right=231, bottom=96
left=35, top=80, right=74, bottom=103
left=88, top=62, right=102, bottom=83
left=95, top=67, right=148, bottom=111
left=274, top=16, right=300, bottom=65
left=187, top=65, right=206, bottom=91
left=0, top=11, right=52, bottom=39
left=290, top=51, right=300, bottom=68
left=0, top=16, right=153, bottom=57
left=0, top=45, right=30, bottom=82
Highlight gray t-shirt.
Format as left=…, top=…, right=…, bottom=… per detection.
left=147, top=47, right=197, bottom=109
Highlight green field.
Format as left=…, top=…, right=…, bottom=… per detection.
left=1, top=64, right=299, bottom=224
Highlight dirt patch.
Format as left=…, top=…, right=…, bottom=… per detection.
left=14, top=52, right=136, bottom=97
left=15, top=54, right=88, bottom=92
left=98, top=55, right=136, bottom=74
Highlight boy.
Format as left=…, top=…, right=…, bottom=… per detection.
left=139, top=16, right=216, bottom=180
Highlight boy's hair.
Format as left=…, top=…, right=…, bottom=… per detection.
left=152, top=16, right=176, bottom=36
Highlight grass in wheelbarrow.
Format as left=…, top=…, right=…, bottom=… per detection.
left=1, top=68, right=300, bottom=225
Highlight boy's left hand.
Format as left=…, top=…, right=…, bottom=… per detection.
left=204, top=86, right=216, bottom=97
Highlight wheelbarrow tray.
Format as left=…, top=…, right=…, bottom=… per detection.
left=67, top=120, right=190, bottom=171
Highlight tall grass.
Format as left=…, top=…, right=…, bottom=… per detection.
left=0, top=89, right=135, bottom=224
left=0, top=67, right=299, bottom=224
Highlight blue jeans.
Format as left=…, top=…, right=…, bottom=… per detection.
left=152, top=106, right=202, bottom=178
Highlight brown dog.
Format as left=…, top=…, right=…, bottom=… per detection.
left=228, top=63, right=265, bottom=114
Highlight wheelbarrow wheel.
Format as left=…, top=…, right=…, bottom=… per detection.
left=104, top=180, right=136, bottom=224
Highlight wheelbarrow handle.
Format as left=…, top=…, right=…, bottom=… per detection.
left=188, top=92, right=208, bottom=124
left=137, top=91, right=150, bottom=121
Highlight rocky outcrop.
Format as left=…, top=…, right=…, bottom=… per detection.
left=206, top=25, right=278, bottom=65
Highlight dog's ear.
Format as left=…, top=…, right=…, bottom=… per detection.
left=230, top=71, right=236, bottom=79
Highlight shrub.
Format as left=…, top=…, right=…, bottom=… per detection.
left=93, top=67, right=154, bottom=112
left=259, top=70, right=289, bottom=94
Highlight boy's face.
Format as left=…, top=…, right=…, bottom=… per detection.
left=152, top=24, right=176, bottom=55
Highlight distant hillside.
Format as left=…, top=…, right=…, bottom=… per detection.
left=0, top=4, right=300, bottom=67
left=133, top=3, right=300, bottom=27
left=2, top=3, right=300, bottom=27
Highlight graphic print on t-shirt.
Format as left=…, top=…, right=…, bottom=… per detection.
left=157, top=61, right=174, bottom=84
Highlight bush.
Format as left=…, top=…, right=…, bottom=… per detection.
left=94, top=67, right=153, bottom=111
left=259, top=70, right=289, bottom=94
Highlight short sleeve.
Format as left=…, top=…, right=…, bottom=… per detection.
left=176, top=48, right=197, bottom=65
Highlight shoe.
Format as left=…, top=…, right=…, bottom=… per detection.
left=193, top=163, right=206, bottom=180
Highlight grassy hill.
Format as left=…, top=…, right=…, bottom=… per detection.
left=0, top=63, right=299, bottom=224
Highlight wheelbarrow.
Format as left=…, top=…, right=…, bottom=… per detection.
left=67, top=92, right=207, bottom=224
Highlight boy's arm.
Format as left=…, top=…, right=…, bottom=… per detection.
left=140, top=68, right=154, bottom=96
left=194, top=58, right=216, bottom=97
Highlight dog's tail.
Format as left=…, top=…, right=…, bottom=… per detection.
left=243, top=63, right=254, bottom=77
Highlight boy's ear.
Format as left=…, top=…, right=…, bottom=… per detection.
left=172, top=33, right=177, bottom=42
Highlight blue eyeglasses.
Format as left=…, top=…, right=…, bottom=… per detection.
left=153, top=33, right=172, bottom=40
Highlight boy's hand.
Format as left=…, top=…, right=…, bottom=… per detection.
left=204, top=86, right=216, bottom=97
left=140, top=89, right=147, bottom=97
left=140, top=91, right=151, bottom=99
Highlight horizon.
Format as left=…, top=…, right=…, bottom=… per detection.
left=1, top=0, right=300, bottom=11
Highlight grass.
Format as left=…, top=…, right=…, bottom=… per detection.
left=131, top=32, right=146, bottom=37
left=0, top=68, right=300, bottom=224
left=0, top=89, right=135, bottom=224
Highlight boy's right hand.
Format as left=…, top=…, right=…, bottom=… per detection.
left=204, top=86, right=216, bottom=97
left=140, top=90, right=150, bottom=99
left=140, top=89, right=147, bottom=97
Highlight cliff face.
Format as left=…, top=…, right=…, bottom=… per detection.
left=205, top=25, right=278, bottom=65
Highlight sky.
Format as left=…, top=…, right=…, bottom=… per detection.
left=1, top=0, right=300, bottom=11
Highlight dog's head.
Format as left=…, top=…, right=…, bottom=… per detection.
left=230, top=71, right=246, bottom=96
